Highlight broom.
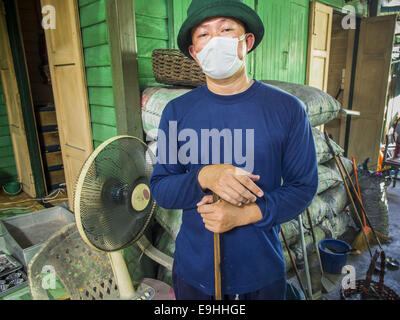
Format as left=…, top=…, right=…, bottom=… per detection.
left=323, top=131, right=373, bottom=257
left=324, top=131, right=391, bottom=254
left=350, top=157, right=392, bottom=252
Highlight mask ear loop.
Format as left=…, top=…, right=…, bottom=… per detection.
left=239, top=34, right=248, bottom=61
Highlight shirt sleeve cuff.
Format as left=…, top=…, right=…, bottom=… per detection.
left=253, top=194, right=276, bottom=230
left=193, top=165, right=212, bottom=203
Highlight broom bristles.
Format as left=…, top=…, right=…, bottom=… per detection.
left=352, top=229, right=392, bottom=253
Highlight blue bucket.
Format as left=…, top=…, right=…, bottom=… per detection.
left=318, top=239, right=351, bottom=274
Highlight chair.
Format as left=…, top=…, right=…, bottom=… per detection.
left=28, top=223, right=120, bottom=300
left=382, top=134, right=400, bottom=188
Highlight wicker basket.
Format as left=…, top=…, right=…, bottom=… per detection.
left=340, top=250, right=400, bottom=300
left=152, top=49, right=206, bottom=87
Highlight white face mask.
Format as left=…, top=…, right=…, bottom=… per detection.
left=195, top=34, right=247, bottom=80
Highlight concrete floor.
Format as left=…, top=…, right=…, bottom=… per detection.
left=289, top=179, right=400, bottom=300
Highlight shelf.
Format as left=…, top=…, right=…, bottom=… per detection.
left=338, top=109, right=361, bottom=117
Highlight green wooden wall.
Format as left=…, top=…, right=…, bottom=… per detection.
left=170, top=0, right=309, bottom=84
left=77, top=0, right=171, bottom=148
left=75, top=0, right=366, bottom=149
left=135, top=0, right=170, bottom=90
left=256, top=0, right=309, bottom=84
left=0, top=80, right=18, bottom=185
left=79, top=0, right=118, bottom=149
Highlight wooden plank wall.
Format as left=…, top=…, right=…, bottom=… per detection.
left=135, top=0, right=169, bottom=90
left=78, top=0, right=118, bottom=149
left=77, top=0, right=170, bottom=149
left=0, top=81, right=18, bottom=185
left=327, top=14, right=348, bottom=106
left=325, top=13, right=350, bottom=148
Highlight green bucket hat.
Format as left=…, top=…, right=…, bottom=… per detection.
left=177, top=0, right=265, bottom=59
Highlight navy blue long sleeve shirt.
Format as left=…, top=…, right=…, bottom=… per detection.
left=150, top=80, right=318, bottom=295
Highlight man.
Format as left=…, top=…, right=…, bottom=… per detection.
left=150, top=0, right=318, bottom=300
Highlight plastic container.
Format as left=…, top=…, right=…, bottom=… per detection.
left=0, top=206, right=75, bottom=267
left=318, top=239, right=351, bottom=274
left=2, top=182, right=22, bottom=196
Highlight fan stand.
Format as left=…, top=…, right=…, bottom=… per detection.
left=136, top=235, right=173, bottom=270
left=108, top=251, right=136, bottom=300
left=107, top=237, right=174, bottom=300
left=73, top=135, right=175, bottom=300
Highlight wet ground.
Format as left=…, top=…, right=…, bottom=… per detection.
left=289, top=180, right=400, bottom=300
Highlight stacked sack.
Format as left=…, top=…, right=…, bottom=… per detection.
left=141, top=81, right=358, bottom=285
left=281, top=132, right=357, bottom=266
left=263, top=81, right=357, bottom=267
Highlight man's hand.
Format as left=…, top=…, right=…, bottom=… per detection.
left=198, top=164, right=264, bottom=207
left=197, top=195, right=263, bottom=233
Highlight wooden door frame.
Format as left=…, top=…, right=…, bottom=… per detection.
left=306, top=0, right=333, bottom=93
left=3, top=0, right=46, bottom=198
left=343, top=16, right=361, bottom=157
left=324, top=11, right=357, bottom=149
left=41, top=0, right=94, bottom=207
left=106, top=0, right=143, bottom=140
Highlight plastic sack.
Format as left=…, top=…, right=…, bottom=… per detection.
left=312, top=128, right=344, bottom=164
left=320, top=209, right=357, bottom=239
left=317, top=164, right=341, bottom=195
left=350, top=168, right=390, bottom=237
left=261, top=80, right=342, bottom=127
left=280, top=220, right=300, bottom=246
left=142, top=87, right=191, bottom=141
left=141, top=82, right=342, bottom=141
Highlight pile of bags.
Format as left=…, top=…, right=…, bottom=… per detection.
left=263, top=81, right=357, bottom=268
left=139, top=80, right=360, bottom=285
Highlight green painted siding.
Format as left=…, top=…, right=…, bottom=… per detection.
left=78, top=0, right=118, bottom=149
left=171, top=0, right=190, bottom=50
left=0, top=80, right=18, bottom=185
left=256, top=0, right=309, bottom=84
left=135, top=0, right=170, bottom=90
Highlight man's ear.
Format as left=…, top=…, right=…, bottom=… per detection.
left=188, top=45, right=199, bottom=63
left=245, top=33, right=255, bottom=53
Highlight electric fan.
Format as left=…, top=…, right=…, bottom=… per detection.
left=74, top=135, right=174, bottom=300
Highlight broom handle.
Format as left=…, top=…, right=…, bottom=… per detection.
left=298, top=214, right=313, bottom=300
left=281, top=229, right=308, bottom=300
left=332, top=155, right=373, bottom=257
left=213, top=193, right=222, bottom=300
left=352, top=157, right=368, bottom=229
left=336, top=155, right=384, bottom=251
left=214, top=233, right=222, bottom=300
left=323, top=131, right=373, bottom=257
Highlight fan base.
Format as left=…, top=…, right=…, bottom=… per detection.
left=133, top=278, right=175, bottom=300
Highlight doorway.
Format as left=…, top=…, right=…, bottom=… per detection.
left=325, top=11, right=357, bottom=149
left=16, top=0, right=66, bottom=194
left=1, top=0, right=94, bottom=208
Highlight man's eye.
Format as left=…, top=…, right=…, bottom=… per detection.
left=223, top=28, right=232, bottom=32
left=199, top=34, right=207, bottom=38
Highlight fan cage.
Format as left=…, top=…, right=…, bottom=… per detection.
left=73, top=136, right=157, bottom=252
